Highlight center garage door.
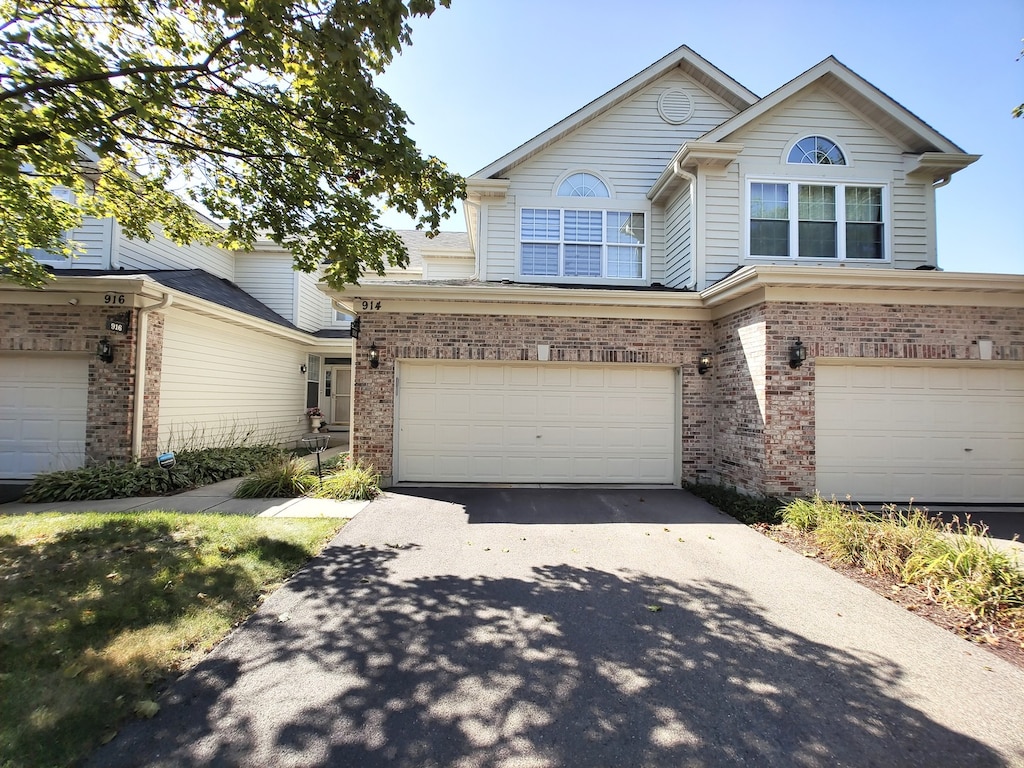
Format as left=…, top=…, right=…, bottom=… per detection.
left=396, top=362, right=679, bottom=484
left=0, top=354, right=88, bottom=479
left=815, top=363, right=1024, bottom=504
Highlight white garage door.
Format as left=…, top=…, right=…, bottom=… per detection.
left=0, top=354, right=88, bottom=479
left=397, top=363, right=678, bottom=484
left=816, top=363, right=1024, bottom=504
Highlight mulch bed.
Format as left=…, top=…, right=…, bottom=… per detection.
left=754, top=523, right=1024, bottom=671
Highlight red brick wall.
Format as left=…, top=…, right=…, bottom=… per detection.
left=0, top=304, right=140, bottom=463
left=139, top=312, right=164, bottom=460
left=352, top=312, right=713, bottom=484
left=720, top=301, right=1024, bottom=499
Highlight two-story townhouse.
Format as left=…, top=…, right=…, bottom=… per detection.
left=333, top=46, right=1024, bottom=505
left=0, top=205, right=471, bottom=483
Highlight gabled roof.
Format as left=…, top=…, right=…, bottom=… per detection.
left=698, top=56, right=968, bottom=155
left=471, top=45, right=759, bottom=180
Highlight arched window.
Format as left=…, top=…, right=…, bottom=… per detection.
left=788, top=136, right=846, bottom=165
left=557, top=172, right=609, bottom=197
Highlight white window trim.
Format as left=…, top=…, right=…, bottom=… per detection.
left=551, top=169, right=615, bottom=198
left=783, top=135, right=851, bottom=167
left=743, top=177, right=891, bottom=264
left=516, top=197, right=651, bottom=285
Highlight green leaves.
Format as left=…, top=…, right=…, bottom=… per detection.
left=1, top=0, right=463, bottom=287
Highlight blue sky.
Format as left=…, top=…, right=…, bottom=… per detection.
left=376, top=0, right=1023, bottom=275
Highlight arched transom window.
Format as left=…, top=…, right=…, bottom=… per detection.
left=557, top=172, right=609, bottom=197
left=788, top=136, right=846, bottom=165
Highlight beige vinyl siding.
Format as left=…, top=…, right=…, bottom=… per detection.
left=294, top=270, right=324, bottom=332
left=41, top=217, right=115, bottom=269
left=117, top=223, right=234, bottom=279
left=663, top=185, right=692, bottom=288
left=704, top=167, right=742, bottom=286
left=157, top=309, right=307, bottom=450
left=235, top=253, right=297, bottom=323
left=482, top=200, right=517, bottom=281
left=422, top=257, right=475, bottom=280
left=713, top=84, right=932, bottom=279
left=483, top=71, right=739, bottom=283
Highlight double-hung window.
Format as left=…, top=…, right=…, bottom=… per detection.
left=520, top=172, right=646, bottom=281
left=749, top=181, right=886, bottom=261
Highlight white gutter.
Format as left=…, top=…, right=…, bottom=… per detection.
left=131, top=292, right=172, bottom=459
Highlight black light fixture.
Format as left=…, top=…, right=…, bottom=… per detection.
left=789, top=338, right=807, bottom=369
left=300, top=363, right=308, bottom=374
left=96, top=338, right=114, bottom=363
left=368, top=342, right=380, bottom=369
left=698, top=352, right=712, bottom=375
left=350, top=316, right=361, bottom=339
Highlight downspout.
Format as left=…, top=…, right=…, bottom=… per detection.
left=132, top=292, right=173, bottom=459
left=672, top=161, right=700, bottom=290
left=932, top=175, right=951, bottom=189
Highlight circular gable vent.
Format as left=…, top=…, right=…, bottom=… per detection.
left=658, top=88, right=694, bottom=125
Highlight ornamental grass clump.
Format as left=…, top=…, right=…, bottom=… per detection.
left=311, top=460, right=381, bottom=501
left=234, top=457, right=317, bottom=498
left=781, top=496, right=1024, bottom=622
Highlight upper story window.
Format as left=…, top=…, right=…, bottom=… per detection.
left=557, top=172, right=609, bottom=197
left=519, top=170, right=645, bottom=282
left=749, top=180, right=885, bottom=260
left=788, top=136, right=846, bottom=165
left=521, top=208, right=645, bottom=279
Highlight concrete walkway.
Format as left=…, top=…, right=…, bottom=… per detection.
left=0, top=446, right=370, bottom=519
left=88, top=488, right=1024, bottom=768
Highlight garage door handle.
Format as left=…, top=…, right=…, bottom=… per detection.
left=964, top=448, right=973, bottom=452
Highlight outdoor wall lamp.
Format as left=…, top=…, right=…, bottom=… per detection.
left=789, top=338, right=807, bottom=369
left=96, top=338, right=114, bottom=363
left=300, top=363, right=308, bottom=374
left=368, top=342, right=380, bottom=369
left=698, top=352, right=712, bottom=375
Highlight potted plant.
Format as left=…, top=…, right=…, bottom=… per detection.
left=305, top=406, right=324, bottom=433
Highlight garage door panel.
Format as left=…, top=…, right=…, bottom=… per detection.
left=398, top=363, right=677, bottom=484
left=0, top=354, right=88, bottom=479
left=816, top=364, right=1023, bottom=503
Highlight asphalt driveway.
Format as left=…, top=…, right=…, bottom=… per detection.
left=90, top=488, right=1024, bottom=767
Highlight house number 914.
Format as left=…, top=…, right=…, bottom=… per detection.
left=360, top=300, right=382, bottom=311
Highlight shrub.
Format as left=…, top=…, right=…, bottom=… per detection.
left=234, top=457, right=317, bottom=498
left=683, top=482, right=784, bottom=525
left=21, top=444, right=285, bottom=502
left=311, top=461, right=381, bottom=501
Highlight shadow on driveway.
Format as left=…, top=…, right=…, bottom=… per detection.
left=395, top=486, right=737, bottom=525
left=89, top=503, right=1011, bottom=767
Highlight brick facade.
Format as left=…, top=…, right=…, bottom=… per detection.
left=352, top=312, right=712, bottom=484
left=0, top=303, right=167, bottom=464
left=353, top=300, right=1023, bottom=496
left=715, top=301, right=1024, bottom=497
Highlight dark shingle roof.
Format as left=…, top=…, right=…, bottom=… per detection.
left=52, top=268, right=300, bottom=331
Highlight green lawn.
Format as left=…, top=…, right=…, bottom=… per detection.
left=0, top=511, right=345, bottom=768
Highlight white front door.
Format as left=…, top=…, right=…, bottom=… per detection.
left=397, top=362, right=678, bottom=484
left=327, top=365, right=352, bottom=428
left=0, top=354, right=89, bottom=479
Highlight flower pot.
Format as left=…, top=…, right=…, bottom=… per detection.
left=309, top=417, right=323, bottom=433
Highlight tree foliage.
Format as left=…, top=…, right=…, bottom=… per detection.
left=0, top=0, right=463, bottom=287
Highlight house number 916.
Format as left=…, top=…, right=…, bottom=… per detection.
left=360, top=300, right=382, bottom=310
left=104, top=294, right=126, bottom=304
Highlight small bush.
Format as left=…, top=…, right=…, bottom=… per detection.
left=234, top=458, right=317, bottom=498
left=312, top=461, right=381, bottom=501
left=683, top=482, right=784, bottom=525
